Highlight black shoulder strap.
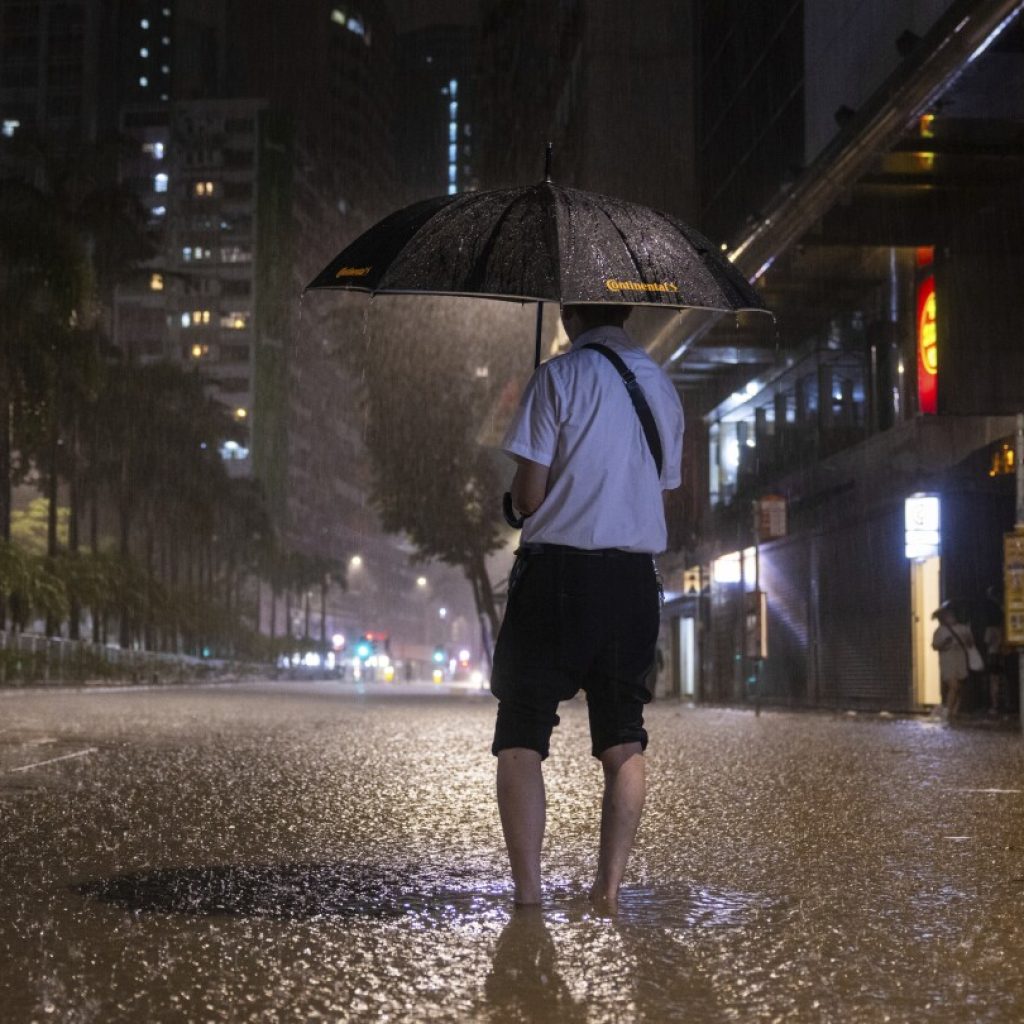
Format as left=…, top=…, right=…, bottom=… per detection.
left=583, top=342, right=663, bottom=477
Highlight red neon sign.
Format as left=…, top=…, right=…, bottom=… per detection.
left=917, top=274, right=937, bottom=415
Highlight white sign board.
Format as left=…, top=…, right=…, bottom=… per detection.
left=905, top=494, right=941, bottom=560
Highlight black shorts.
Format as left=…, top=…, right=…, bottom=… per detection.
left=490, top=544, right=660, bottom=760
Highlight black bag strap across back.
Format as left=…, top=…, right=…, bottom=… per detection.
left=582, top=342, right=663, bottom=477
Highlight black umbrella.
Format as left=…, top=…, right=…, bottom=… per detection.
left=306, top=146, right=770, bottom=366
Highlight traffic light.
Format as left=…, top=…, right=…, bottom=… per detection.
left=432, top=645, right=446, bottom=664
left=356, top=636, right=373, bottom=660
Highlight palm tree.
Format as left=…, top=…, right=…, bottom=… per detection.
left=0, top=132, right=150, bottom=633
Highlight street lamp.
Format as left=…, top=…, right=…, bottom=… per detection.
left=439, top=606, right=447, bottom=619
left=350, top=555, right=363, bottom=569
left=416, top=576, right=427, bottom=588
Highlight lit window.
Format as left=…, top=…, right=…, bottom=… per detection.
left=2, top=119, right=20, bottom=138
left=330, top=8, right=346, bottom=26
left=234, top=407, right=248, bottom=420
left=449, top=102, right=457, bottom=120
left=182, top=246, right=192, bottom=261
left=143, top=140, right=165, bottom=159
left=193, top=180, right=214, bottom=196
left=220, top=246, right=252, bottom=263
left=140, top=18, right=149, bottom=29
left=447, top=184, right=457, bottom=196
left=140, top=47, right=149, bottom=58
left=162, top=36, right=170, bottom=44
left=220, top=312, right=250, bottom=330
left=150, top=273, right=164, bottom=291
left=139, top=76, right=149, bottom=87
left=197, top=310, right=211, bottom=324
left=181, top=312, right=191, bottom=327
left=190, top=343, right=209, bottom=358
left=162, top=6, right=171, bottom=15
left=160, top=94, right=168, bottom=101
left=152, top=205, right=166, bottom=217
left=449, top=144, right=457, bottom=163
left=154, top=172, right=168, bottom=192
left=449, top=78, right=458, bottom=98
left=712, top=551, right=742, bottom=585
left=161, top=65, right=169, bottom=74
left=219, top=440, right=250, bottom=461
left=448, top=165, right=456, bottom=184
left=448, top=122, right=456, bottom=143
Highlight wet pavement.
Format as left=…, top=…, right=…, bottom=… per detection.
left=1, top=679, right=1023, bottom=1023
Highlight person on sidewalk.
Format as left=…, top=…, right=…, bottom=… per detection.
left=983, top=586, right=1007, bottom=715
left=489, top=303, right=684, bottom=910
left=931, top=601, right=977, bottom=724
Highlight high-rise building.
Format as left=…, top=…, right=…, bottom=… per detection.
left=476, top=0, right=695, bottom=214
left=1, top=0, right=479, bottom=659
left=114, top=98, right=263, bottom=477
left=395, top=21, right=478, bottom=201
left=0, top=0, right=113, bottom=162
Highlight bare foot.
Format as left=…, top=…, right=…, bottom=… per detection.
left=588, top=887, right=618, bottom=916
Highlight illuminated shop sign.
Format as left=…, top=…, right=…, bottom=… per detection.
left=917, top=272, right=937, bottom=415
left=905, top=493, right=940, bottom=560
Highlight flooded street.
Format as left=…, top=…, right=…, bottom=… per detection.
left=2, top=681, right=1023, bottom=1022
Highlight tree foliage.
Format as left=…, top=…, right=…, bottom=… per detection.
left=328, top=295, right=539, bottom=639
left=0, top=135, right=340, bottom=660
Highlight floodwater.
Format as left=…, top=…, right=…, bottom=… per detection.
left=2, top=681, right=1023, bottom=1022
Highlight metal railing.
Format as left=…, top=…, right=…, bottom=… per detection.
left=0, top=631, right=226, bottom=686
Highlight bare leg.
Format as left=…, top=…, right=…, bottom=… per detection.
left=590, top=742, right=645, bottom=911
left=947, top=678, right=962, bottom=723
left=496, top=748, right=545, bottom=905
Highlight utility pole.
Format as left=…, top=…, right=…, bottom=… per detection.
left=1017, top=414, right=1024, bottom=736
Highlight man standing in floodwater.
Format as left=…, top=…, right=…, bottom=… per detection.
left=489, top=303, right=684, bottom=909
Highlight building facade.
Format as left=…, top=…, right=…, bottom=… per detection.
left=659, top=0, right=1024, bottom=713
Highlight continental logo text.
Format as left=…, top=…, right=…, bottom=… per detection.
left=605, top=279, right=679, bottom=294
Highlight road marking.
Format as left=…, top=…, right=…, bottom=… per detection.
left=952, top=788, right=1022, bottom=794
left=8, top=748, right=98, bottom=773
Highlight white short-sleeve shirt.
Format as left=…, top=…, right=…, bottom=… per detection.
left=502, top=325, right=684, bottom=553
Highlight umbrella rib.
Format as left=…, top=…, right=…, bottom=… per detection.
left=461, top=187, right=544, bottom=295
left=544, top=183, right=564, bottom=309
left=373, top=191, right=485, bottom=295
left=597, top=202, right=649, bottom=292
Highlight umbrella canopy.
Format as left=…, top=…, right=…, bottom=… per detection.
left=306, top=181, right=767, bottom=314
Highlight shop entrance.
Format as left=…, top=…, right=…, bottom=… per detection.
left=911, top=556, right=942, bottom=706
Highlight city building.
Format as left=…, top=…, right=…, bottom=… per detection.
left=0, top=0, right=109, bottom=154
left=395, top=20, right=479, bottom=201
left=2, top=0, right=481, bottom=663
left=114, top=97, right=263, bottom=478
left=476, top=0, right=695, bottom=212
left=660, top=0, right=1024, bottom=713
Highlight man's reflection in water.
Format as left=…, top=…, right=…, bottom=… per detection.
left=484, top=907, right=587, bottom=1022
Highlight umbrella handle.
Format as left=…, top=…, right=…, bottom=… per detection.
left=502, top=492, right=525, bottom=529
